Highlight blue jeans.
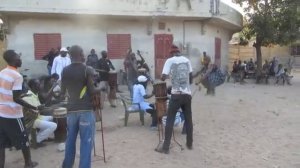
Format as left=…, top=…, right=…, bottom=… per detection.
left=62, top=111, right=95, bottom=168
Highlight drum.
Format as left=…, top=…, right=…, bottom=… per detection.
left=153, top=82, right=167, bottom=99
left=108, top=71, right=117, bottom=87
left=92, top=93, right=102, bottom=122
left=155, top=99, right=167, bottom=118
left=137, top=68, right=147, bottom=76
left=53, top=107, right=67, bottom=142
left=108, top=71, right=117, bottom=99
left=153, top=82, right=167, bottom=118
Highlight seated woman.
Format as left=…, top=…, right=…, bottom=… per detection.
left=132, top=75, right=157, bottom=128
left=23, top=79, right=57, bottom=147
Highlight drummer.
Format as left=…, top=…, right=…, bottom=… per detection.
left=96, top=50, right=116, bottom=108
left=25, top=79, right=57, bottom=147
left=132, top=75, right=157, bottom=128
left=137, top=68, right=150, bottom=89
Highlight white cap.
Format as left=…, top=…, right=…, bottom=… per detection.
left=60, top=47, right=68, bottom=52
left=137, top=75, right=147, bottom=82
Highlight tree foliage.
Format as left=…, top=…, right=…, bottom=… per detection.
left=233, top=0, right=300, bottom=70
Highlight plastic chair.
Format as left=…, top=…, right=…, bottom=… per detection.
left=119, top=95, right=145, bottom=126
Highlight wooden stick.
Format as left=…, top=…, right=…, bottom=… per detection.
left=99, top=107, right=106, bottom=163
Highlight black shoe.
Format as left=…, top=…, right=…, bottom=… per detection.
left=186, top=144, right=193, bottom=150
left=155, top=147, right=169, bottom=154
left=33, top=142, right=46, bottom=149
left=24, top=161, right=38, bottom=168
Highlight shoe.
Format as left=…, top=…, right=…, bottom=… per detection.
left=150, top=126, right=158, bottom=131
left=186, top=144, right=193, bottom=150
left=110, top=104, right=116, bottom=108
left=155, top=147, right=169, bottom=154
left=43, top=138, right=54, bottom=142
left=24, top=161, right=38, bottom=168
left=34, top=142, right=46, bottom=149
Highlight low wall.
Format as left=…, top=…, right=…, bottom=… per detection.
left=228, top=44, right=291, bottom=70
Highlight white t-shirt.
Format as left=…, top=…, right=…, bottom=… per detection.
left=162, top=56, right=193, bottom=95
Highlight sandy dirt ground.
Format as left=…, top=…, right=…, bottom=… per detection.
left=5, top=73, right=300, bottom=168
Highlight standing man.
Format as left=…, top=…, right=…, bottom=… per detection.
left=0, top=50, right=40, bottom=168
left=51, top=47, right=71, bottom=80
left=43, top=48, right=57, bottom=75
left=123, top=49, right=138, bottom=97
left=96, top=51, right=116, bottom=108
left=156, top=45, right=193, bottom=154
left=61, top=45, right=99, bottom=168
left=86, top=49, right=98, bottom=69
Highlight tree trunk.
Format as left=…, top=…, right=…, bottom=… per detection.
left=254, top=38, right=263, bottom=74
left=255, top=44, right=262, bottom=73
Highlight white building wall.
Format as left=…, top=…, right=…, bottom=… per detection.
left=7, top=16, right=233, bottom=78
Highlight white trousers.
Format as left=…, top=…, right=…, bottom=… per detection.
left=33, top=115, right=57, bottom=143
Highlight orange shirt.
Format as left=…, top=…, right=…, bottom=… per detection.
left=0, top=66, right=23, bottom=118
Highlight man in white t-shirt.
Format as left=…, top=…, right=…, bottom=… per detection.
left=51, top=47, right=71, bottom=80
left=155, top=44, right=193, bottom=154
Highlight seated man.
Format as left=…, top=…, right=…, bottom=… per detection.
left=283, top=68, right=292, bottom=85
left=132, top=75, right=157, bottom=128
left=39, top=73, right=60, bottom=107
left=23, top=79, right=57, bottom=146
left=275, top=64, right=285, bottom=84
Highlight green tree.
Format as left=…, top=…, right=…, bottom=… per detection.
left=233, top=0, right=300, bottom=72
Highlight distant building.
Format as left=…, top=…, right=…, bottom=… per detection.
left=0, top=0, right=242, bottom=77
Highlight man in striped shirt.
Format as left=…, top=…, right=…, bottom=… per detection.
left=0, top=50, right=41, bottom=168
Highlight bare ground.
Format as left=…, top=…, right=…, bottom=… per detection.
left=5, top=74, right=300, bottom=168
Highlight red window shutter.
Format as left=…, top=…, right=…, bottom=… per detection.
left=107, top=34, right=131, bottom=59
left=33, top=33, right=61, bottom=60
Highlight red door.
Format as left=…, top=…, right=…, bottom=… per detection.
left=154, top=34, right=173, bottom=78
left=215, top=37, right=221, bottom=66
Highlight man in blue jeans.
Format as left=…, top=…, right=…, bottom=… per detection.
left=61, top=45, right=100, bottom=168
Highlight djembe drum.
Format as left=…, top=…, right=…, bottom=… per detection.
left=153, top=82, right=167, bottom=118
left=108, top=71, right=117, bottom=99
left=53, top=107, right=67, bottom=142
left=92, top=92, right=102, bottom=122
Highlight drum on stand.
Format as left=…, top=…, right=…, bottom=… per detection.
left=153, top=82, right=167, bottom=118
left=108, top=71, right=117, bottom=99
left=53, top=107, right=67, bottom=142
left=153, top=81, right=168, bottom=148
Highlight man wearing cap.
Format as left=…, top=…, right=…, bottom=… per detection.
left=132, top=75, right=157, bottom=128
left=156, top=44, right=193, bottom=154
left=51, top=47, right=71, bottom=80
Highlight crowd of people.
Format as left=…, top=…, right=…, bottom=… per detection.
left=229, top=57, right=293, bottom=85
left=0, top=44, right=196, bottom=168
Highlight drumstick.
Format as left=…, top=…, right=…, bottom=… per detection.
left=94, top=68, right=108, bottom=73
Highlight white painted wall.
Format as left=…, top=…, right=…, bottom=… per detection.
left=0, top=0, right=242, bottom=29
left=7, top=16, right=233, bottom=78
